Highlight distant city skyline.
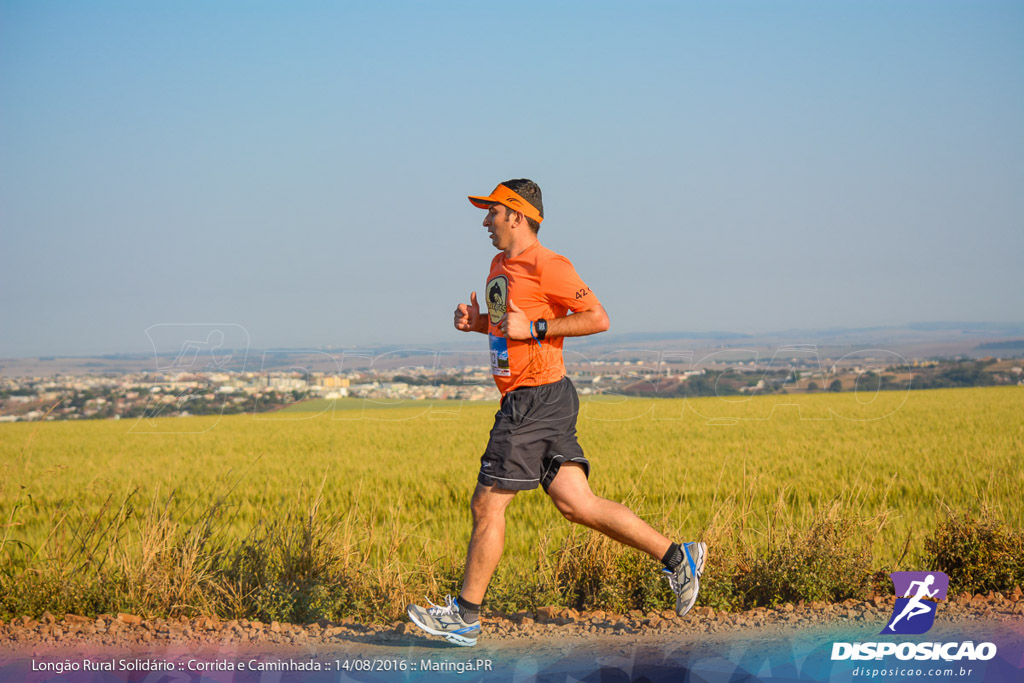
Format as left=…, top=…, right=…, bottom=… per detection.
left=3, top=319, right=1022, bottom=362
left=3, top=2, right=1022, bottom=358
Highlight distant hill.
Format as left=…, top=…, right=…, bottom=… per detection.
left=975, top=339, right=1024, bottom=351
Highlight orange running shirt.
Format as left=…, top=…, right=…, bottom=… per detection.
left=484, top=242, right=601, bottom=395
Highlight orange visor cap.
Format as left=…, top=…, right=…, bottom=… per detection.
left=468, top=184, right=544, bottom=224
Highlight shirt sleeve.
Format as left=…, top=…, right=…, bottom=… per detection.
left=540, top=255, right=601, bottom=313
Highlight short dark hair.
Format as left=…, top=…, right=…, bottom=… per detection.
left=501, top=178, right=543, bottom=234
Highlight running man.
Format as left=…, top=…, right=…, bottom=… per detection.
left=887, top=574, right=939, bottom=632
left=406, top=179, right=706, bottom=646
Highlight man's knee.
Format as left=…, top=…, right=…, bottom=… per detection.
left=470, top=494, right=492, bottom=522
left=470, top=485, right=514, bottom=522
left=548, top=462, right=598, bottom=525
left=552, top=494, right=594, bottom=525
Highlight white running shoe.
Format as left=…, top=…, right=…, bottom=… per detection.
left=406, top=595, right=481, bottom=647
left=663, top=541, right=707, bottom=617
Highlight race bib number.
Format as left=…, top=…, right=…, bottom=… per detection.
left=489, top=334, right=510, bottom=377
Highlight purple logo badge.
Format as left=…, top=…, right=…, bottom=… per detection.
left=882, top=571, right=949, bottom=635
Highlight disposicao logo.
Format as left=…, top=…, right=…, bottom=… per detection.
left=831, top=570, right=997, bottom=663
left=883, top=571, right=949, bottom=635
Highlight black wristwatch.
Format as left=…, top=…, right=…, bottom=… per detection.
left=535, top=318, right=548, bottom=340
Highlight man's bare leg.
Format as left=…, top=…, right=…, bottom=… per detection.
left=545, top=462, right=672, bottom=560
left=459, top=483, right=517, bottom=605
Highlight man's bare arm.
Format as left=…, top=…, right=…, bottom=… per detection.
left=546, top=305, right=610, bottom=338
left=501, top=302, right=610, bottom=340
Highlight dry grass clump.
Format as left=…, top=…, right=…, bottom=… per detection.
left=923, top=507, right=1024, bottom=595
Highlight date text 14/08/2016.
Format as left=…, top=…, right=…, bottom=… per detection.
left=340, top=659, right=494, bottom=674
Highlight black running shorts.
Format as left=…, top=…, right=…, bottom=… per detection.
left=478, top=376, right=590, bottom=491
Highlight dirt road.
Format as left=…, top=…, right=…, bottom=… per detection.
left=2, top=592, right=1021, bottom=681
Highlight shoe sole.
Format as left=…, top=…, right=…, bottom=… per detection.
left=406, top=607, right=479, bottom=647
left=676, top=542, right=708, bottom=618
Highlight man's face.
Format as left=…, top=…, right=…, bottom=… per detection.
left=483, top=203, right=515, bottom=251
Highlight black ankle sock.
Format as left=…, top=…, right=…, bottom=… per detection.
left=662, top=542, right=684, bottom=571
left=456, top=596, right=481, bottom=623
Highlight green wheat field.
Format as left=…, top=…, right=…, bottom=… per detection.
left=1, top=386, right=1021, bottom=621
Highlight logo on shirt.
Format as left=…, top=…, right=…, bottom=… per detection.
left=486, top=275, right=508, bottom=325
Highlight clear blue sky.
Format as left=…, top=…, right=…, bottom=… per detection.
left=2, top=1, right=1022, bottom=357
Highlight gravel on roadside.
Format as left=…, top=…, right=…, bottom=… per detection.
left=1, top=588, right=1021, bottom=650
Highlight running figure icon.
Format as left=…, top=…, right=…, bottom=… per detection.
left=886, top=574, right=939, bottom=632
